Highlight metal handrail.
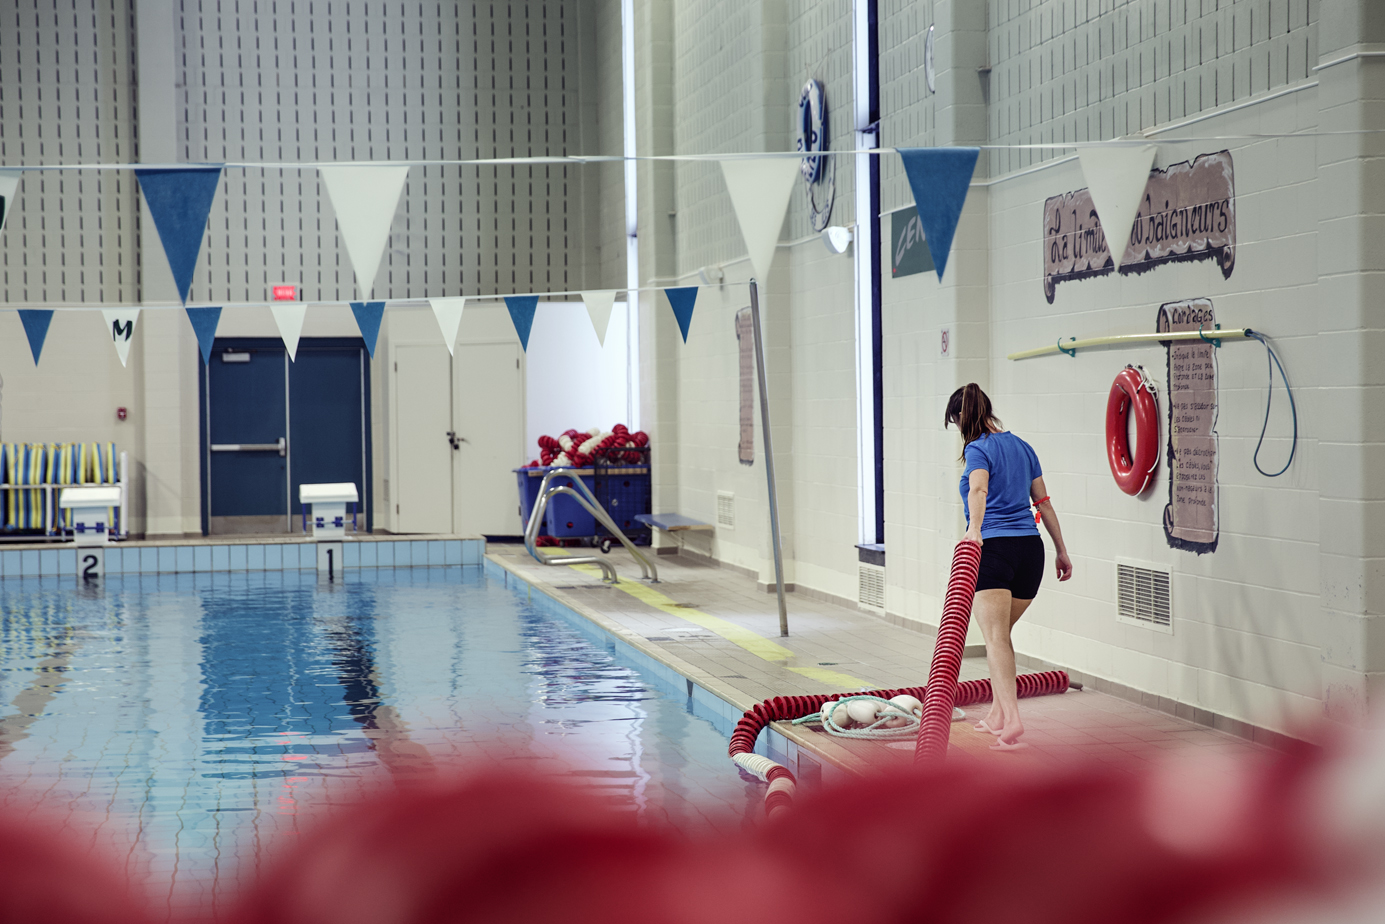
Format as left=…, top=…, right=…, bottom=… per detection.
left=523, top=468, right=659, bottom=584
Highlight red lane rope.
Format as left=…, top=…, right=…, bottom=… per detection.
left=727, top=668, right=1070, bottom=815
left=914, top=540, right=984, bottom=762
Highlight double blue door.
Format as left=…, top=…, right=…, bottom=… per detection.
left=200, top=338, right=372, bottom=534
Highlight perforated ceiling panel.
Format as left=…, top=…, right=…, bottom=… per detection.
left=177, top=0, right=593, bottom=304
left=0, top=0, right=141, bottom=305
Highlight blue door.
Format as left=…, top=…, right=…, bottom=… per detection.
left=200, top=338, right=372, bottom=535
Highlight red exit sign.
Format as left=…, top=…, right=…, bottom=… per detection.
left=272, top=284, right=297, bottom=301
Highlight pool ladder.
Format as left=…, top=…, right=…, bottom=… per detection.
left=523, top=468, right=659, bottom=584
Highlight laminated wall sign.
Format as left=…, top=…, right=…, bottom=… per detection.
left=1043, top=151, right=1236, bottom=302
left=736, top=307, right=754, bottom=465
left=1159, top=298, right=1219, bottom=554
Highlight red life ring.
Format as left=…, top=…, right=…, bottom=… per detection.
left=1105, top=366, right=1159, bottom=495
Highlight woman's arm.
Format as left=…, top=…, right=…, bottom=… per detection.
left=1031, top=476, right=1072, bottom=581
left=964, top=469, right=988, bottom=545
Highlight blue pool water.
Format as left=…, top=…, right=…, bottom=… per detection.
left=0, top=565, right=758, bottom=916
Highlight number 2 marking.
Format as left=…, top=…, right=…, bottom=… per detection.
left=81, top=554, right=98, bottom=579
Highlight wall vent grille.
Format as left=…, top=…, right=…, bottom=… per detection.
left=716, top=491, right=735, bottom=528
left=1117, top=561, right=1172, bottom=630
left=859, top=564, right=885, bottom=610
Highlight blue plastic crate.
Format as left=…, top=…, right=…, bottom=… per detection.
left=594, top=463, right=651, bottom=545
left=541, top=470, right=598, bottom=538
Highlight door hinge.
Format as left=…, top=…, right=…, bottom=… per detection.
left=396, top=504, right=400, bottom=514
left=394, top=362, right=398, bottom=371
left=516, top=358, right=520, bottom=369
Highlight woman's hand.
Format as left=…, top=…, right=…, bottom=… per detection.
left=1055, top=550, right=1073, bottom=581
left=962, top=526, right=983, bottom=547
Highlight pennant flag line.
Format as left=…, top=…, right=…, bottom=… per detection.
left=581, top=290, right=618, bottom=347
left=1077, top=143, right=1157, bottom=270
left=349, top=301, right=386, bottom=358
left=319, top=165, right=411, bottom=299
left=504, top=296, right=539, bottom=352
left=17, top=309, right=53, bottom=366
left=271, top=302, right=308, bottom=361
left=898, top=147, right=980, bottom=281
left=134, top=166, right=223, bottom=305
left=185, top=306, right=222, bottom=364
left=0, top=169, right=20, bottom=236
left=664, top=287, right=699, bottom=343
left=429, top=298, right=466, bottom=355
left=100, top=308, right=141, bottom=367
left=719, top=158, right=802, bottom=285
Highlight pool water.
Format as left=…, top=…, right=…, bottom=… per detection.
left=0, top=566, right=759, bottom=917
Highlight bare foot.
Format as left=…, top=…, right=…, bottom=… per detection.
left=974, top=708, right=1004, bottom=735
left=991, top=721, right=1027, bottom=751
left=973, top=718, right=1002, bottom=736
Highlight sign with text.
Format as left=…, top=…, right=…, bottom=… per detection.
left=890, top=206, right=935, bottom=278
left=1159, top=298, right=1218, bottom=554
left=736, top=307, right=754, bottom=465
left=1043, top=151, right=1236, bottom=302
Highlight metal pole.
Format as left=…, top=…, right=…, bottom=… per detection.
left=748, top=279, right=789, bottom=637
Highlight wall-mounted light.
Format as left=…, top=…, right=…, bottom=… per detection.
left=821, top=226, right=853, bottom=255
left=698, top=265, right=724, bottom=285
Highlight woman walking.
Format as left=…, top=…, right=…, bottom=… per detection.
left=945, top=383, right=1072, bottom=750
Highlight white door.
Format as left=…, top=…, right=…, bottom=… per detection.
left=393, top=345, right=454, bottom=534
left=453, top=342, right=525, bottom=535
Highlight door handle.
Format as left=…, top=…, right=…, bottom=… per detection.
left=211, top=437, right=287, bottom=457
left=447, top=431, right=467, bottom=450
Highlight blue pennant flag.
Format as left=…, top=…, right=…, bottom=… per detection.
left=897, top=147, right=980, bottom=281
left=185, top=306, right=222, bottom=364
left=504, top=295, right=539, bottom=351
left=17, top=309, right=53, bottom=366
left=664, top=286, right=698, bottom=343
left=350, top=301, right=386, bottom=358
left=134, top=166, right=224, bottom=304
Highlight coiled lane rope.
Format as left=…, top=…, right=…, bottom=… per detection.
left=914, top=540, right=984, bottom=761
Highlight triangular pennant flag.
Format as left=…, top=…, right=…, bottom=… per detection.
left=0, top=169, right=21, bottom=236
left=133, top=166, right=223, bottom=304
left=1077, top=142, right=1157, bottom=270
left=185, top=306, right=222, bottom=364
left=504, top=295, right=539, bottom=351
left=718, top=158, right=802, bottom=284
left=897, top=147, right=980, bottom=281
left=581, top=290, right=618, bottom=347
left=271, top=302, right=308, bottom=361
left=429, top=297, right=466, bottom=355
left=318, top=165, right=411, bottom=299
left=664, top=287, right=698, bottom=343
left=349, top=301, right=386, bottom=358
left=100, top=308, right=141, bottom=367
left=17, top=309, right=53, bottom=366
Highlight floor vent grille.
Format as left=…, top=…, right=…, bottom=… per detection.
left=1117, top=561, right=1172, bottom=629
left=716, top=492, right=735, bottom=528
left=859, top=564, right=886, bottom=609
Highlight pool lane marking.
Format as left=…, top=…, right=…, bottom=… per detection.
left=562, top=562, right=873, bottom=689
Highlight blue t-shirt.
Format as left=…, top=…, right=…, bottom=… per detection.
left=960, top=432, right=1042, bottom=538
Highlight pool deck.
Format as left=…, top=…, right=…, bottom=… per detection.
left=487, top=544, right=1276, bottom=782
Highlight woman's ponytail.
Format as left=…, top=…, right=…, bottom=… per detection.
left=944, top=383, right=1001, bottom=456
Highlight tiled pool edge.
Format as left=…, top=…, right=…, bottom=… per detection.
left=483, top=554, right=861, bottom=788
left=0, top=539, right=485, bottom=578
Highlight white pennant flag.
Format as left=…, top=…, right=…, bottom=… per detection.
left=318, top=164, right=411, bottom=299
left=719, top=157, right=802, bottom=285
left=429, top=297, right=466, bottom=355
left=581, top=290, right=618, bottom=346
left=100, top=308, right=141, bottom=367
left=0, top=169, right=20, bottom=235
left=1077, top=143, right=1157, bottom=270
left=271, top=302, right=308, bottom=361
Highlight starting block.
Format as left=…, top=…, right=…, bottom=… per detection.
left=299, top=483, right=359, bottom=540
left=58, top=485, right=123, bottom=546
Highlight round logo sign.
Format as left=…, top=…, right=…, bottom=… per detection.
left=797, top=79, right=828, bottom=185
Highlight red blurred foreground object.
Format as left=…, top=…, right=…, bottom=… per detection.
left=222, top=752, right=1341, bottom=924
left=0, top=809, right=149, bottom=924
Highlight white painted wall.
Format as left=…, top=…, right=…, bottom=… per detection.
left=524, top=300, right=633, bottom=458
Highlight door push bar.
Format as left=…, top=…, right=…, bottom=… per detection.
left=210, top=437, right=287, bottom=457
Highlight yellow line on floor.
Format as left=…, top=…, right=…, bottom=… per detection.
left=562, top=562, right=873, bottom=689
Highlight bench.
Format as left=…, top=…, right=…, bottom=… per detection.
left=634, top=513, right=714, bottom=533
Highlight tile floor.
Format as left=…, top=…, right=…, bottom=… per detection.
left=489, top=544, right=1269, bottom=775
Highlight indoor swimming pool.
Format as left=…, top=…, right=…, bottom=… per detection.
left=0, top=563, right=758, bottom=916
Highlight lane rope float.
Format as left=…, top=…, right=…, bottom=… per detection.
left=1105, top=364, right=1160, bottom=496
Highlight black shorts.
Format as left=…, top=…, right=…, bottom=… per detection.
left=975, top=535, right=1045, bottom=600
